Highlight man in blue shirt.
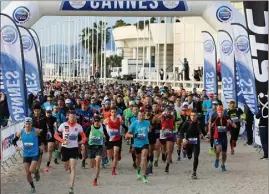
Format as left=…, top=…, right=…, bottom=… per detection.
left=89, top=97, right=100, bottom=111
left=126, top=110, right=151, bottom=184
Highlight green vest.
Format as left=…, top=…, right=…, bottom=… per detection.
left=88, top=125, right=104, bottom=146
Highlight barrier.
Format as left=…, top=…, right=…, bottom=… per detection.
left=1, top=121, right=23, bottom=171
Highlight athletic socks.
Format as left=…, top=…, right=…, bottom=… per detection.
left=29, top=182, right=35, bottom=188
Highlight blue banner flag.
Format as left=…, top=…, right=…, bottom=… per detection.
left=0, top=13, right=28, bottom=121
left=202, top=31, right=217, bottom=94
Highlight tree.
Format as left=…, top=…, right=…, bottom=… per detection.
left=80, top=21, right=111, bottom=70
left=105, top=55, right=123, bottom=77
left=113, top=19, right=131, bottom=29
left=134, top=17, right=156, bottom=30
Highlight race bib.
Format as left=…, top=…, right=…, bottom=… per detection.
left=90, top=137, right=102, bottom=145
left=24, top=142, right=33, bottom=149
left=69, top=134, right=78, bottom=141
left=137, top=133, right=146, bottom=140
left=160, top=132, right=166, bottom=139
left=109, top=129, right=120, bottom=137
left=231, top=117, right=239, bottom=123
left=188, top=138, right=198, bottom=144
left=164, top=129, right=173, bottom=138
left=217, top=126, right=226, bottom=133
left=46, top=131, right=52, bottom=140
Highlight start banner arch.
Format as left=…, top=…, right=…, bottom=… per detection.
left=2, top=1, right=245, bottom=31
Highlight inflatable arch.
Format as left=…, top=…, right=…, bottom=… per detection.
left=3, top=1, right=245, bottom=32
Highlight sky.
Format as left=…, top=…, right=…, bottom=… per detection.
left=1, top=1, right=138, bottom=46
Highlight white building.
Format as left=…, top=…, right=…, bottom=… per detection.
left=112, top=2, right=244, bottom=81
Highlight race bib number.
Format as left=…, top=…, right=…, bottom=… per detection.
left=188, top=138, right=198, bottom=144
left=217, top=126, right=226, bottom=133
left=164, top=129, right=173, bottom=138
left=109, top=129, right=120, bottom=137
left=69, top=134, right=78, bottom=141
left=160, top=132, right=166, bottom=139
left=137, top=133, right=146, bottom=140
left=231, top=117, right=239, bottom=123
left=90, top=137, right=102, bottom=145
left=24, top=142, right=33, bottom=149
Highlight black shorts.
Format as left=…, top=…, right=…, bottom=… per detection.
left=23, top=155, right=39, bottom=163
left=148, top=134, right=156, bottom=145
left=107, top=140, right=121, bottom=150
left=61, top=147, right=79, bottom=162
left=135, top=144, right=149, bottom=155
left=88, top=147, right=103, bottom=159
left=154, top=133, right=160, bottom=140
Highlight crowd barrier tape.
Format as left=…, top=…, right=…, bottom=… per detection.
left=1, top=121, right=24, bottom=166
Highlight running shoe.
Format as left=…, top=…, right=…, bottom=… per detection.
left=221, top=165, right=227, bottom=172
left=141, top=175, right=148, bottom=183
left=69, top=188, right=74, bottom=194
left=177, top=156, right=181, bottom=161
left=30, top=187, right=35, bottom=193
left=214, top=159, right=219, bottom=168
left=231, top=149, right=235, bottom=155
left=102, top=163, right=106, bottom=169
left=137, top=168, right=142, bottom=179
left=45, top=166, right=51, bottom=172
left=154, top=160, right=158, bottom=167
left=93, top=178, right=97, bottom=186
left=191, top=171, right=197, bottom=179
left=208, top=148, right=214, bottom=155
left=112, top=168, right=117, bottom=175
left=34, top=171, right=40, bottom=182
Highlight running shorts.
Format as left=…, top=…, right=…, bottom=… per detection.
left=23, top=155, right=39, bottom=163
left=214, top=138, right=228, bottom=152
left=107, top=140, right=121, bottom=150
left=88, top=147, right=103, bottom=159
left=61, top=147, right=79, bottom=162
left=134, top=144, right=149, bottom=155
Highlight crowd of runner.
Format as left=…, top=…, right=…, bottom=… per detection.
left=11, top=81, right=259, bottom=194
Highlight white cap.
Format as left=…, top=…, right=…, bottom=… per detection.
left=45, top=106, right=52, bottom=112
left=183, top=102, right=189, bottom=106
left=65, top=99, right=72, bottom=104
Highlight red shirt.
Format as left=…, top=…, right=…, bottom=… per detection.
left=161, top=115, right=175, bottom=131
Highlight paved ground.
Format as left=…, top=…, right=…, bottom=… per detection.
left=1, top=139, right=268, bottom=194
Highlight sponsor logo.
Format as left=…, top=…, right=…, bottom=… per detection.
left=1, top=25, right=18, bottom=45
left=21, top=35, right=33, bottom=51
left=69, top=1, right=87, bottom=9
left=216, top=6, right=232, bottom=23
left=235, top=35, right=249, bottom=53
left=162, top=1, right=180, bottom=9
left=204, top=40, right=214, bottom=53
left=221, top=40, right=233, bottom=55
left=13, top=6, right=31, bottom=24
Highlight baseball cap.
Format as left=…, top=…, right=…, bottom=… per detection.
left=68, top=109, right=76, bottom=115
left=166, top=106, right=172, bottom=111
left=81, top=100, right=88, bottom=105
left=25, top=117, right=32, bottom=123
left=65, top=99, right=72, bottom=104
left=183, top=102, right=189, bottom=106
left=217, top=106, right=224, bottom=112
left=212, top=100, right=218, bottom=105
left=45, top=107, right=52, bottom=112
left=136, top=96, right=141, bottom=100
left=104, top=100, right=111, bottom=105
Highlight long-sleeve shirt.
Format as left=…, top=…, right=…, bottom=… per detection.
left=180, top=120, right=207, bottom=140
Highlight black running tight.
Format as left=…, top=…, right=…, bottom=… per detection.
left=186, top=143, right=200, bottom=172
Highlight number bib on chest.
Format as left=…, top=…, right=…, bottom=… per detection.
left=217, top=126, right=226, bottom=133
left=188, top=138, right=198, bottom=144
left=69, top=134, right=78, bottom=141
left=46, top=131, right=52, bottom=140
left=90, top=137, right=102, bottom=145
left=231, top=117, right=239, bottom=123
left=164, top=129, right=173, bottom=138
left=137, top=132, right=146, bottom=140
left=24, top=142, right=33, bottom=150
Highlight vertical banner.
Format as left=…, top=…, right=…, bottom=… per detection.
left=202, top=31, right=217, bottom=94
left=18, top=26, right=42, bottom=96
left=218, top=30, right=237, bottom=105
left=0, top=13, right=28, bottom=121
left=231, top=23, right=258, bottom=115
left=243, top=1, right=268, bottom=119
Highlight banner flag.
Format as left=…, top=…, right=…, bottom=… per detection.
left=202, top=31, right=217, bottom=94
left=218, top=30, right=237, bottom=105
left=18, top=26, right=42, bottom=96
left=231, top=23, right=258, bottom=115
left=0, top=13, right=28, bottom=121
left=28, top=28, right=42, bottom=73
left=243, top=1, right=268, bottom=118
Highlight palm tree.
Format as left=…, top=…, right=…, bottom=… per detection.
left=80, top=21, right=111, bottom=70
left=113, top=19, right=131, bottom=29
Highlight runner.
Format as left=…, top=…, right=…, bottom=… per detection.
left=125, top=110, right=151, bottom=183
left=44, top=107, right=58, bottom=172
left=103, top=107, right=124, bottom=175
left=12, top=117, right=42, bottom=193
left=206, top=100, right=218, bottom=155
left=224, top=100, right=243, bottom=155
left=209, top=106, right=237, bottom=172
left=54, top=109, right=87, bottom=194
left=181, top=110, right=208, bottom=179
left=85, top=115, right=109, bottom=186
left=161, top=106, right=175, bottom=173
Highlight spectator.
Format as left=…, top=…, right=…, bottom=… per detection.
left=0, top=93, right=9, bottom=127
left=183, top=58, right=190, bottom=80
left=160, top=68, right=164, bottom=80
